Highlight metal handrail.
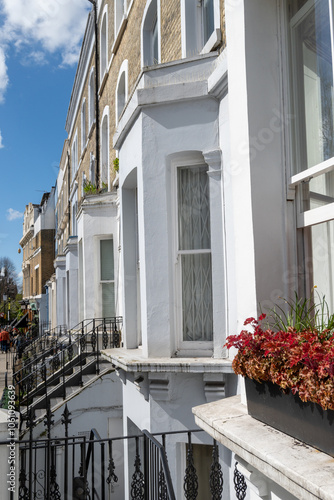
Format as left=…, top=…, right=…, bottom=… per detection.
left=143, top=429, right=176, bottom=500
left=16, top=317, right=122, bottom=414
left=13, top=316, right=122, bottom=387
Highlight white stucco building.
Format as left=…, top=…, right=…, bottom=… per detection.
left=30, top=0, right=334, bottom=498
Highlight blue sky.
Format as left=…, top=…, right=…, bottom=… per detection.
left=0, top=0, right=91, bottom=280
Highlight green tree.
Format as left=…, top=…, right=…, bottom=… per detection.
left=0, top=257, right=19, bottom=322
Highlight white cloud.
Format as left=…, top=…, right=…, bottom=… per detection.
left=0, top=0, right=90, bottom=102
left=1, top=0, right=90, bottom=65
left=0, top=130, right=4, bottom=148
left=6, top=208, right=23, bottom=221
left=21, top=50, right=47, bottom=67
left=0, top=47, right=9, bottom=103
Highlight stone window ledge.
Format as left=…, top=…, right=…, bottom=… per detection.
left=101, top=348, right=233, bottom=374
left=193, top=396, right=334, bottom=500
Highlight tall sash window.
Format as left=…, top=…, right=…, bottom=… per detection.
left=100, top=239, right=115, bottom=318
left=289, top=0, right=334, bottom=310
left=177, top=165, right=213, bottom=342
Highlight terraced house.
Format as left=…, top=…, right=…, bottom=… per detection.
left=13, top=0, right=334, bottom=498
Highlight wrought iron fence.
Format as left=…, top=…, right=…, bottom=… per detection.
left=4, top=404, right=247, bottom=500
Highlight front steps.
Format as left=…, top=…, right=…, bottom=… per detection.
left=19, top=357, right=113, bottom=434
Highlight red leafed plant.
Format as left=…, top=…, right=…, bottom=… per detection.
left=225, top=311, right=334, bottom=411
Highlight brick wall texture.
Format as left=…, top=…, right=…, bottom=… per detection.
left=160, top=0, right=182, bottom=63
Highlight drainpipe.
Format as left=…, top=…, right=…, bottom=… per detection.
left=88, top=0, right=100, bottom=188
left=67, top=150, right=71, bottom=233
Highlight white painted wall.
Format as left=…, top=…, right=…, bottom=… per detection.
left=225, top=0, right=296, bottom=331
left=119, top=90, right=225, bottom=358
left=55, top=256, right=66, bottom=328
left=77, top=193, right=119, bottom=321
left=65, top=239, right=79, bottom=329
left=119, top=118, right=142, bottom=349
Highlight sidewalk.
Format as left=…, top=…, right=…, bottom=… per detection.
left=0, top=350, right=13, bottom=395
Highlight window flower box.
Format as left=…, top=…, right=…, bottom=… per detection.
left=225, top=299, right=334, bottom=456
left=245, top=377, right=334, bottom=456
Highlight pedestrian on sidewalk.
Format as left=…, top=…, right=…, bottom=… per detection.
left=0, top=327, right=10, bottom=352
left=1, top=327, right=10, bottom=353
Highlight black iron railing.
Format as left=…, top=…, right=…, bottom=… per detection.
left=4, top=404, right=246, bottom=500
left=142, top=430, right=175, bottom=499
left=13, top=317, right=122, bottom=425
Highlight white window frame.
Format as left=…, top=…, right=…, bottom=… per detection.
left=115, top=60, right=128, bottom=124
left=115, top=0, right=126, bottom=39
left=99, top=237, right=115, bottom=319
left=88, top=68, right=95, bottom=132
left=100, top=6, right=108, bottom=80
left=82, top=173, right=87, bottom=197
left=101, top=106, right=110, bottom=189
left=288, top=0, right=334, bottom=227
left=181, top=0, right=221, bottom=58
left=81, top=99, right=87, bottom=153
left=287, top=0, right=334, bottom=303
left=72, top=199, right=78, bottom=236
left=89, top=152, right=96, bottom=185
left=141, top=0, right=161, bottom=67
left=71, top=131, right=78, bottom=181
left=172, top=156, right=213, bottom=354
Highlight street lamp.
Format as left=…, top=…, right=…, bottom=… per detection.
left=88, top=0, right=100, bottom=189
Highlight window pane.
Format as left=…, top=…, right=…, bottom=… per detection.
left=152, top=17, right=158, bottom=64
left=117, top=73, right=126, bottom=119
left=291, top=0, right=334, bottom=171
left=203, top=0, right=214, bottom=45
left=300, top=170, right=334, bottom=211
left=178, top=166, right=211, bottom=250
left=181, top=253, right=213, bottom=341
left=310, top=220, right=334, bottom=313
left=102, top=282, right=115, bottom=318
left=100, top=239, right=114, bottom=281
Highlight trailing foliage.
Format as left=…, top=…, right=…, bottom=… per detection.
left=225, top=308, right=334, bottom=410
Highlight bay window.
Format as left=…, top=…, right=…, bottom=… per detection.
left=289, top=0, right=334, bottom=312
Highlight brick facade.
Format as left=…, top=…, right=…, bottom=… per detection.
left=20, top=196, right=55, bottom=299
left=160, top=0, right=182, bottom=63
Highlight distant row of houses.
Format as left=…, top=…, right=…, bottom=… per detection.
left=18, top=0, right=334, bottom=498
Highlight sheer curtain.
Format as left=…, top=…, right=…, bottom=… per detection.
left=100, top=239, right=115, bottom=318
left=178, top=166, right=213, bottom=341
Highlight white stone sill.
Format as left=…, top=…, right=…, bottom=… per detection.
left=101, top=348, right=233, bottom=374
left=192, top=396, right=334, bottom=500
